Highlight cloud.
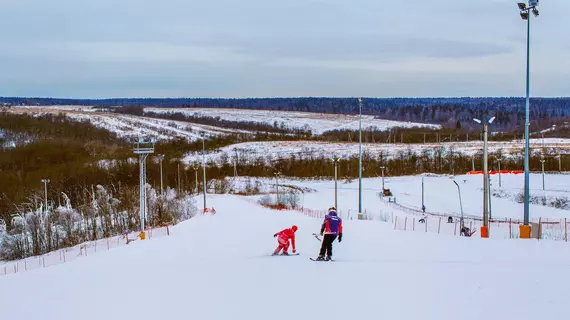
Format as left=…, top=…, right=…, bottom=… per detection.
left=0, top=0, right=568, bottom=98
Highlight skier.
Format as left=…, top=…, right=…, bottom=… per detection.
left=316, top=207, right=342, bottom=261
left=273, top=225, right=298, bottom=255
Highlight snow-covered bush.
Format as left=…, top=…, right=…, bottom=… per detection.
left=0, top=184, right=198, bottom=261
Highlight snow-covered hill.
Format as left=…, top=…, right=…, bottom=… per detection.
left=146, top=107, right=441, bottom=134
left=2, top=194, right=569, bottom=320
left=183, top=139, right=570, bottom=164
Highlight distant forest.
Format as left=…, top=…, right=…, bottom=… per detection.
left=2, top=96, right=570, bottom=133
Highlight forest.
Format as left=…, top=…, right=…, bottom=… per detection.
left=2, top=96, right=570, bottom=133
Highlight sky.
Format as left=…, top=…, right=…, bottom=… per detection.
left=0, top=0, right=568, bottom=99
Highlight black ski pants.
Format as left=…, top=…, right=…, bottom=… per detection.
left=319, top=234, right=337, bottom=257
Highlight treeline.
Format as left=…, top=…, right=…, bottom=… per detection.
left=3, top=96, right=570, bottom=133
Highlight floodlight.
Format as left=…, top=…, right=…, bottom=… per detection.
left=489, top=116, right=496, bottom=124
left=529, top=0, right=538, bottom=7
left=473, top=118, right=482, bottom=124
left=532, top=8, right=539, bottom=17
left=520, top=11, right=529, bottom=20
left=518, top=3, right=527, bottom=10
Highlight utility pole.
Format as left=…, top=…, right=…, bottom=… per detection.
left=497, top=159, right=502, bottom=188
left=380, top=166, right=386, bottom=191
left=517, top=0, right=540, bottom=238
left=41, top=179, right=50, bottom=214
left=540, top=159, right=546, bottom=191
left=202, top=133, right=207, bottom=212
left=177, top=163, right=181, bottom=193
left=333, top=157, right=340, bottom=209
left=474, top=116, right=495, bottom=238
left=133, top=139, right=155, bottom=240
left=422, top=176, right=426, bottom=212
left=559, top=153, right=562, bottom=172
left=158, top=154, right=164, bottom=195
left=358, top=98, right=363, bottom=217
left=274, top=171, right=281, bottom=205
left=471, top=156, right=475, bottom=172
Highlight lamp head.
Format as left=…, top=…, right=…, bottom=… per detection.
left=517, top=2, right=527, bottom=10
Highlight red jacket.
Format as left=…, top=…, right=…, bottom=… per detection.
left=275, top=228, right=296, bottom=250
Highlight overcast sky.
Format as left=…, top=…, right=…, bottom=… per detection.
left=0, top=0, right=568, bottom=98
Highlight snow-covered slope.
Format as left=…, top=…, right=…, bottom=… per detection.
left=146, top=107, right=442, bottom=134
left=2, top=194, right=570, bottom=320
left=183, top=139, right=570, bottom=164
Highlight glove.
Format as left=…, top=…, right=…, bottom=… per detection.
left=320, top=231, right=324, bottom=236
left=292, top=249, right=296, bottom=253
left=273, top=233, right=277, bottom=237
left=338, top=233, right=342, bottom=243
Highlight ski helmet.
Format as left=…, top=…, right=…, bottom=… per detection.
left=292, top=225, right=298, bottom=231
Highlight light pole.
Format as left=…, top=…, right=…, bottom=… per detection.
left=496, top=159, right=502, bottom=188
left=421, top=175, right=425, bottom=213
left=158, top=154, right=164, bottom=195
left=453, top=180, right=465, bottom=232
left=380, top=166, right=386, bottom=192
left=41, top=179, right=50, bottom=214
left=472, top=156, right=475, bottom=172
left=201, top=133, right=207, bottom=212
left=517, top=0, right=539, bottom=238
left=358, top=98, right=363, bottom=217
left=474, top=116, right=495, bottom=238
left=332, top=157, right=340, bottom=209
left=540, top=159, right=546, bottom=190
left=274, top=171, right=281, bottom=205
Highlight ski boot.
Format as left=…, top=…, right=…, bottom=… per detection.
left=315, top=255, right=325, bottom=261
left=325, top=255, right=332, bottom=261
left=281, top=252, right=289, bottom=256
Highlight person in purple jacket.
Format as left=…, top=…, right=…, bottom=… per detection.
left=316, top=207, right=343, bottom=261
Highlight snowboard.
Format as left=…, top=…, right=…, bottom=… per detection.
left=312, top=233, right=322, bottom=241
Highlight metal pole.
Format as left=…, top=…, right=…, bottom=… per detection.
left=422, top=176, right=425, bottom=212
left=453, top=180, right=464, bottom=230
left=483, top=123, right=489, bottom=229
left=472, top=157, right=475, bottom=172
left=334, top=159, right=338, bottom=209
left=498, top=160, right=502, bottom=188
left=380, top=166, right=385, bottom=191
left=541, top=159, right=545, bottom=190
left=202, top=137, right=207, bottom=212
left=559, top=154, right=562, bottom=172
left=41, top=179, right=49, bottom=213
left=523, top=8, right=531, bottom=226
left=358, top=98, right=363, bottom=215
left=195, top=168, right=198, bottom=194
left=159, top=155, right=164, bottom=195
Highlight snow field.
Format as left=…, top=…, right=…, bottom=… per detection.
left=3, top=194, right=570, bottom=320
left=182, top=139, right=570, bottom=165
left=0, top=225, right=171, bottom=276
left=146, top=107, right=442, bottom=134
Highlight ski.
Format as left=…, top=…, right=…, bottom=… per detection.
left=310, top=257, right=333, bottom=262
left=272, top=253, right=299, bottom=256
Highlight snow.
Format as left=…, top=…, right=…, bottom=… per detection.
left=3, top=185, right=570, bottom=320
left=8, top=106, right=250, bottom=142
left=183, top=139, right=570, bottom=165
left=146, top=107, right=442, bottom=134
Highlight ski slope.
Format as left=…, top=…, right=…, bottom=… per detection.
left=2, top=194, right=570, bottom=320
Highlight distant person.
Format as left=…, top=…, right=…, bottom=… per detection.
left=316, top=207, right=343, bottom=261
left=273, top=225, right=298, bottom=255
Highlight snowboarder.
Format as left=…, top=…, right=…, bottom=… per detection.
left=273, top=225, right=298, bottom=255
left=316, top=207, right=342, bottom=261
